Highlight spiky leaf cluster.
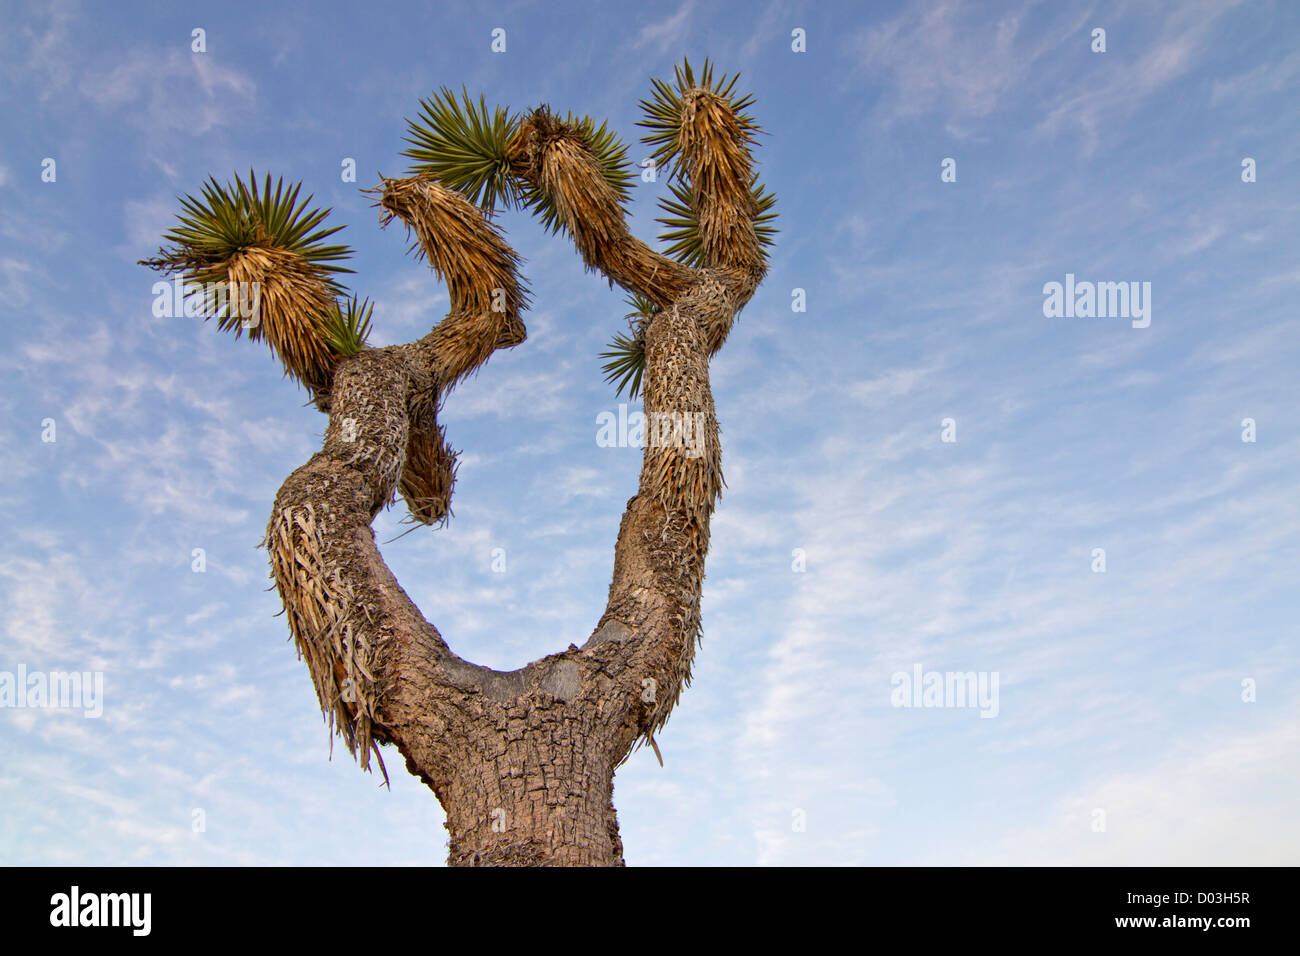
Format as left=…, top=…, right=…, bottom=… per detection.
left=321, top=295, right=374, bottom=356
left=139, top=171, right=358, bottom=392
left=599, top=292, right=657, bottom=398
left=403, top=88, right=521, bottom=213
left=142, top=171, right=352, bottom=295
left=656, top=181, right=778, bottom=268
left=638, top=58, right=759, bottom=182
left=139, top=171, right=353, bottom=340
left=403, top=93, right=636, bottom=236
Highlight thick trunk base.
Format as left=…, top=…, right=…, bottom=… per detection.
left=440, top=746, right=624, bottom=867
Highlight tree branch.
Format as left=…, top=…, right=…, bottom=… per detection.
left=506, top=108, right=695, bottom=306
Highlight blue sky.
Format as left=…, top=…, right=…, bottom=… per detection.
left=1, top=0, right=1297, bottom=866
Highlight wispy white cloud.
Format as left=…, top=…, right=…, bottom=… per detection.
left=1210, top=47, right=1300, bottom=105
left=633, top=0, right=696, bottom=54
left=852, top=0, right=1067, bottom=136
left=80, top=48, right=256, bottom=135
left=738, top=0, right=794, bottom=61
left=1036, top=0, right=1246, bottom=153
left=2, top=0, right=77, bottom=98
left=937, top=715, right=1300, bottom=864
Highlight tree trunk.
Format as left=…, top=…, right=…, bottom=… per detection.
left=256, top=88, right=767, bottom=866
left=436, top=709, right=625, bottom=867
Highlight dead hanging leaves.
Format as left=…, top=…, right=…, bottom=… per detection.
left=265, top=501, right=388, bottom=784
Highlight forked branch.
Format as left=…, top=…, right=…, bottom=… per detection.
left=141, top=59, right=777, bottom=795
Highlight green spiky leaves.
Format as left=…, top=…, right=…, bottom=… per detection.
left=656, top=181, right=779, bottom=267
left=600, top=328, right=645, bottom=399
left=402, top=90, right=637, bottom=237
left=321, top=295, right=374, bottom=356
left=600, top=292, right=657, bottom=399
left=403, top=88, right=520, bottom=213
left=141, top=170, right=354, bottom=288
left=139, top=171, right=361, bottom=393
left=638, top=57, right=759, bottom=182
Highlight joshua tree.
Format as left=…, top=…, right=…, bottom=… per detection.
left=142, top=59, right=776, bottom=866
